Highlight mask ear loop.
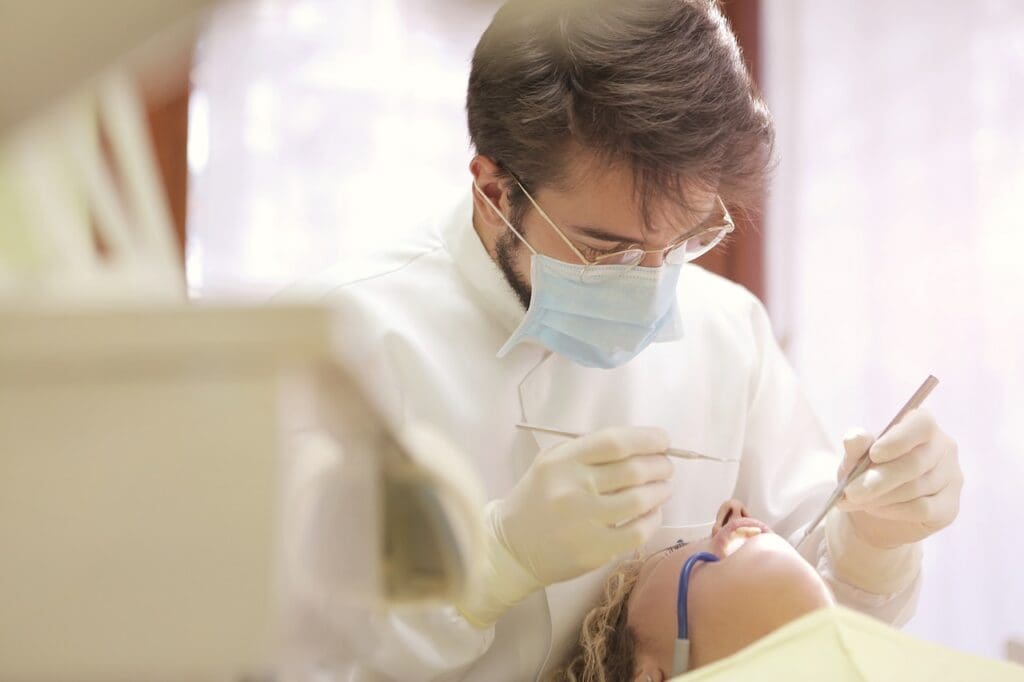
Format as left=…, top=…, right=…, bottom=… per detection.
left=512, top=180, right=598, bottom=285
left=472, top=182, right=538, bottom=256
left=512, top=178, right=592, bottom=266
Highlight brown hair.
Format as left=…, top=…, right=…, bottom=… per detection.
left=467, top=0, right=774, bottom=225
left=551, top=558, right=645, bottom=682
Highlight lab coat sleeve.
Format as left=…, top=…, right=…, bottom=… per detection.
left=731, top=294, right=921, bottom=626
left=281, top=432, right=496, bottom=681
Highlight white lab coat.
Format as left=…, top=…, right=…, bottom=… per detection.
left=282, top=195, right=921, bottom=681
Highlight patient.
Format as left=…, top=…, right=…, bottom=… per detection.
left=554, top=499, right=835, bottom=681
left=554, top=501, right=1024, bottom=681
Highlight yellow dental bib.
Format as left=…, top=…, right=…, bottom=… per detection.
left=675, top=606, right=1023, bottom=681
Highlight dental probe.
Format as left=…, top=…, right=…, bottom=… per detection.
left=515, top=423, right=739, bottom=462
left=794, top=375, right=940, bottom=549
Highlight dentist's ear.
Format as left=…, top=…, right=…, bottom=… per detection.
left=469, top=155, right=510, bottom=228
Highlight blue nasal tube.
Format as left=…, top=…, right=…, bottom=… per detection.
left=677, top=551, right=719, bottom=639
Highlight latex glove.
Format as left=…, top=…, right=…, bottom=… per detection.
left=455, top=426, right=673, bottom=628
left=836, top=409, right=963, bottom=548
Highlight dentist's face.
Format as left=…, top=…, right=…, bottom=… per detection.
left=470, top=150, right=720, bottom=308
left=626, top=500, right=835, bottom=680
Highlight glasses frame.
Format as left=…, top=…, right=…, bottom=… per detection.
left=515, top=180, right=736, bottom=270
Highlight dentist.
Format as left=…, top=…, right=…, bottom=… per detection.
left=288, top=0, right=963, bottom=679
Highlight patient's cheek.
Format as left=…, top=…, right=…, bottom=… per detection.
left=685, top=538, right=834, bottom=669
left=685, top=567, right=739, bottom=669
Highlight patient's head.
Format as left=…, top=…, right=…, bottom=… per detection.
left=555, top=500, right=835, bottom=682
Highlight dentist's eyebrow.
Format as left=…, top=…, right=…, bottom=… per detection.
left=569, top=225, right=635, bottom=244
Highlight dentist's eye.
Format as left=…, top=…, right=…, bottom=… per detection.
left=580, top=246, right=610, bottom=260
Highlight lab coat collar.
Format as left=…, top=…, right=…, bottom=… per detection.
left=440, top=193, right=528, bottom=335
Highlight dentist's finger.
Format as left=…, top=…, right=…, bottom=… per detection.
left=857, top=482, right=960, bottom=527
left=596, top=480, right=673, bottom=525
left=603, top=504, right=665, bottom=555
left=868, top=409, right=937, bottom=463
left=850, top=456, right=951, bottom=508
left=574, top=426, right=672, bottom=465
left=839, top=429, right=875, bottom=478
left=590, top=453, right=673, bottom=493
left=844, top=441, right=941, bottom=504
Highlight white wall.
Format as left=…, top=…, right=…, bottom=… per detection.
left=186, top=0, right=498, bottom=299
left=764, top=0, right=1024, bottom=660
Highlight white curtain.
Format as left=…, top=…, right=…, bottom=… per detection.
left=186, top=0, right=497, bottom=299
left=764, top=0, right=1024, bottom=660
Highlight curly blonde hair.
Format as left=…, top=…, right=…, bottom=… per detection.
left=550, top=557, right=646, bottom=682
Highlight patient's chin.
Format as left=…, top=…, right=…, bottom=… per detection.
left=728, top=533, right=834, bottom=603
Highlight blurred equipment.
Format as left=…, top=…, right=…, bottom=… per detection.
left=0, top=304, right=483, bottom=680
left=0, top=1, right=484, bottom=678
left=0, top=0, right=216, bottom=302
left=0, top=1, right=216, bottom=131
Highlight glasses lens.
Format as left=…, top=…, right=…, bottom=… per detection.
left=596, top=248, right=645, bottom=266
left=666, top=228, right=730, bottom=264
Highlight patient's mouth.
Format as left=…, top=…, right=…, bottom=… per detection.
left=712, top=518, right=772, bottom=557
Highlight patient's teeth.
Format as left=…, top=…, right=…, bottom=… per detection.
left=732, top=526, right=762, bottom=539
left=724, top=524, right=765, bottom=552
left=722, top=526, right=763, bottom=555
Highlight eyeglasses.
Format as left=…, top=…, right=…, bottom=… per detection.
left=516, top=180, right=735, bottom=269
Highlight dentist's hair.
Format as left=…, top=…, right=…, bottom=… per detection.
left=551, top=558, right=644, bottom=682
left=467, top=0, right=774, bottom=225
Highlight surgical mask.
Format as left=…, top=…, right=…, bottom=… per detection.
left=673, top=551, right=719, bottom=676
left=473, top=183, right=684, bottom=369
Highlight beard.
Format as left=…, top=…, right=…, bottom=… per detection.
left=494, top=227, right=533, bottom=310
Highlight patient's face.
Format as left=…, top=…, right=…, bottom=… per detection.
left=626, top=500, right=835, bottom=680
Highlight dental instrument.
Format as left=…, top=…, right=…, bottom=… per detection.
left=515, top=423, right=739, bottom=462
left=794, top=375, right=940, bottom=548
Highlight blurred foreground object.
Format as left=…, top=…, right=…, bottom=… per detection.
left=0, top=304, right=483, bottom=679
left=0, top=0, right=216, bottom=303
left=0, top=3, right=485, bottom=676
left=0, top=0, right=215, bottom=131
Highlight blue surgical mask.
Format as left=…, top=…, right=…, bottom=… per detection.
left=473, top=183, right=685, bottom=369
left=497, top=255, right=683, bottom=369
left=673, top=551, right=720, bottom=676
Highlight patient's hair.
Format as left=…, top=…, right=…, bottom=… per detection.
left=551, top=558, right=645, bottom=682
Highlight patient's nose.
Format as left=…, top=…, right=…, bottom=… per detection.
left=714, top=499, right=750, bottom=532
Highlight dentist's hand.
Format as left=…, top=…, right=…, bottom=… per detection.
left=836, top=409, right=963, bottom=548
left=455, top=426, right=673, bottom=627
left=497, top=425, right=673, bottom=583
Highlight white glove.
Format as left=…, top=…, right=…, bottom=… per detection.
left=836, top=409, right=963, bottom=548
left=455, top=426, right=673, bottom=628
